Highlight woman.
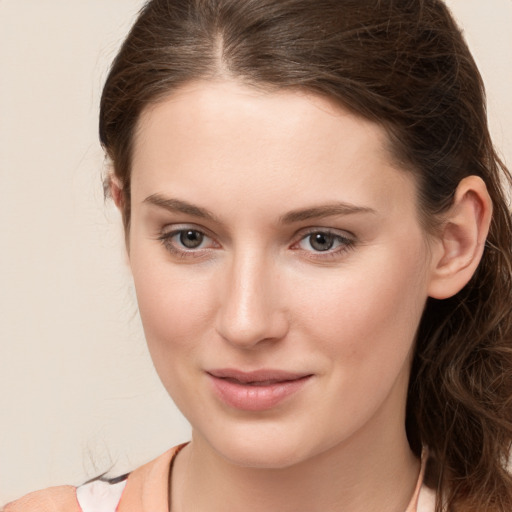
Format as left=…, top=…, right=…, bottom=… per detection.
left=5, top=0, right=512, bottom=511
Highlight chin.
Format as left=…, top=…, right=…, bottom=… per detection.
left=194, top=420, right=325, bottom=470
left=218, top=441, right=308, bottom=469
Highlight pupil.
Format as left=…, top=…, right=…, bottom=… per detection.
left=180, top=230, right=203, bottom=249
left=310, top=232, right=334, bottom=251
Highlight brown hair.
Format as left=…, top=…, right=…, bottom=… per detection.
left=100, top=0, right=512, bottom=509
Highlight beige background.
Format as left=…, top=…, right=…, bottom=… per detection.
left=0, top=0, right=511, bottom=504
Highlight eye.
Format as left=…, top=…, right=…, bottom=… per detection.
left=157, top=226, right=219, bottom=258
left=304, top=232, right=337, bottom=252
left=294, top=230, right=355, bottom=255
left=178, top=229, right=206, bottom=249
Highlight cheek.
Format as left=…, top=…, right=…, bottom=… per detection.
left=130, top=253, right=214, bottom=363
left=131, top=268, right=213, bottom=407
left=292, top=240, right=429, bottom=373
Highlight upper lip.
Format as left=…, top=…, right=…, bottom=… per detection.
left=206, top=368, right=312, bottom=384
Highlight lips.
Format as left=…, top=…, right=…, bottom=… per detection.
left=206, top=369, right=312, bottom=411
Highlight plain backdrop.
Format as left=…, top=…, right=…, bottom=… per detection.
left=0, top=0, right=511, bottom=504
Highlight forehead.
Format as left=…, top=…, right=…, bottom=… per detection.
left=134, top=80, right=393, bottom=163
left=131, top=80, right=417, bottom=218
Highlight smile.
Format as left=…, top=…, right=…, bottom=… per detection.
left=206, top=369, right=313, bottom=411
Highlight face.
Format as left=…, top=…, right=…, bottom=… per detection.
left=128, top=80, right=434, bottom=469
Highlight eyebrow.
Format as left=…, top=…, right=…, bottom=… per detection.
left=279, top=203, right=376, bottom=224
left=144, top=194, right=376, bottom=224
left=143, top=194, right=219, bottom=222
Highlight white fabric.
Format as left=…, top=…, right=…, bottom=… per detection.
left=76, top=479, right=127, bottom=512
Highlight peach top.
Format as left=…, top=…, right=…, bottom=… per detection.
left=3, top=444, right=435, bottom=512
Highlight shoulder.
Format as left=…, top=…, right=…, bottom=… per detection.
left=2, top=486, right=80, bottom=512
left=116, top=443, right=187, bottom=511
left=2, top=444, right=187, bottom=512
left=2, top=479, right=128, bottom=512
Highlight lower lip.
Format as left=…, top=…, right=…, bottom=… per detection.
left=207, top=374, right=312, bottom=411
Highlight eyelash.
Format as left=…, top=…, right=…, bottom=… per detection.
left=157, top=227, right=356, bottom=260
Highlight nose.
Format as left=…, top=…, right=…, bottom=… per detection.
left=215, top=249, right=289, bottom=349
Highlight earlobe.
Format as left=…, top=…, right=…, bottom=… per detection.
left=109, top=174, right=131, bottom=256
left=428, top=176, right=492, bottom=300
left=109, top=175, right=125, bottom=210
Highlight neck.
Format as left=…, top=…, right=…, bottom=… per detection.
left=170, top=424, right=420, bottom=512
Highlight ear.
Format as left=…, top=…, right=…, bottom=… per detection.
left=109, top=175, right=124, bottom=210
left=428, top=176, right=492, bottom=299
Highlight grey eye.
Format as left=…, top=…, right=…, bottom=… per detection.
left=179, top=230, right=204, bottom=249
left=308, top=232, right=335, bottom=251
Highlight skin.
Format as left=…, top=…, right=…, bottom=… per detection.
left=122, top=80, right=490, bottom=512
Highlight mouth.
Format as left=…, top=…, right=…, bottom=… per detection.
left=206, top=369, right=313, bottom=411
